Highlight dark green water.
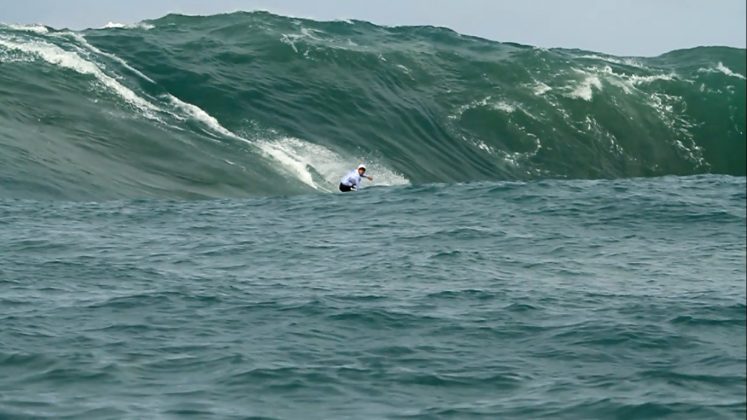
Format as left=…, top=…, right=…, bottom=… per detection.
left=0, top=11, right=746, bottom=419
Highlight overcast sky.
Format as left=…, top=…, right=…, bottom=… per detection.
left=1, top=0, right=745, bottom=56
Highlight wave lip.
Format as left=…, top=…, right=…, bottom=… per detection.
left=101, top=21, right=155, bottom=30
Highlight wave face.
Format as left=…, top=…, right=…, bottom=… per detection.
left=1, top=12, right=745, bottom=199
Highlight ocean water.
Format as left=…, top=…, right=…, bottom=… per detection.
left=0, top=12, right=745, bottom=199
left=0, top=11, right=746, bottom=419
left=2, top=176, right=745, bottom=419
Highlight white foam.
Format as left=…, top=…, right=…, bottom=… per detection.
left=0, top=45, right=34, bottom=63
left=594, top=66, right=634, bottom=94
left=491, top=101, right=516, bottom=113
left=396, top=64, right=411, bottom=73
left=4, top=24, right=49, bottom=34
left=565, top=65, right=679, bottom=99
left=104, top=22, right=127, bottom=29
left=300, top=27, right=323, bottom=40
left=102, top=22, right=154, bottom=30
left=567, top=69, right=603, bottom=101
left=169, top=95, right=344, bottom=188
left=0, top=36, right=159, bottom=116
left=599, top=64, right=676, bottom=86
left=279, top=33, right=300, bottom=53
left=474, top=139, right=494, bottom=153
left=499, top=134, right=542, bottom=167
left=257, top=137, right=409, bottom=191
left=256, top=138, right=331, bottom=189
left=279, top=26, right=323, bottom=55
left=579, top=54, right=644, bottom=69
left=532, top=82, right=552, bottom=95
left=167, top=95, right=242, bottom=140
left=716, top=62, right=746, bottom=80
left=579, top=54, right=611, bottom=61
left=601, top=66, right=689, bottom=94
left=65, top=33, right=155, bottom=83
left=451, top=96, right=519, bottom=118
left=697, top=62, right=746, bottom=80
left=627, top=73, right=676, bottom=85
left=645, top=92, right=707, bottom=169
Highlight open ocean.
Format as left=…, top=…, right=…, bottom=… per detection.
left=1, top=11, right=745, bottom=419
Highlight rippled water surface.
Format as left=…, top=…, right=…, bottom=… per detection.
left=1, top=176, right=744, bottom=418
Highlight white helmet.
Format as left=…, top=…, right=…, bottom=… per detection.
left=357, top=164, right=367, bottom=171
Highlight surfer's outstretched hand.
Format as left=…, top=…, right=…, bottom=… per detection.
left=367, top=176, right=374, bottom=181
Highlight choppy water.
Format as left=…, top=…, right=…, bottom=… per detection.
left=2, top=176, right=745, bottom=418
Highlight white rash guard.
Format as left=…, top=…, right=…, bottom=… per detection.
left=340, top=170, right=365, bottom=190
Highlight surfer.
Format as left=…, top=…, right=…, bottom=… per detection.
left=339, top=164, right=373, bottom=192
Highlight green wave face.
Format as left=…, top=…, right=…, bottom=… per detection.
left=0, top=12, right=744, bottom=199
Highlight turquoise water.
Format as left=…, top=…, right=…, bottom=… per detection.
left=0, top=11, right=746, bottom=419
left=0, top=12, right=745, bottom=200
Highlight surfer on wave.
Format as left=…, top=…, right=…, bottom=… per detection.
left=339, top=164, right=373, bottom=192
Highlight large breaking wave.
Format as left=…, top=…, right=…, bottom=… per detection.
left=0, top=12, right=744, bottom=199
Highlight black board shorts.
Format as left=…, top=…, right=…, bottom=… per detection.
left=339, top=183, right=354, bottom=192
